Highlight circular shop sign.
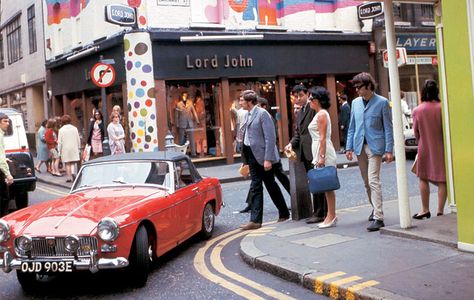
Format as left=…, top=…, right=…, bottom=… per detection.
left=91, top=63, right=116, bottom=88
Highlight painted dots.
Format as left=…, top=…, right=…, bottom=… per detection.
left=133, top=111, right=138, bottom=117
left=126, top=61, right=133, bottom=70
left=124, top=39, right=130, bottom=51
left=136, top=88, right=145, bottom=97
left=131, top=78, right=136, bottom=86
left=145, top=99, right=153, bottom=107
left=139, top=16, right=147, bottom=26
left=134, top=101, right=140, bottom=109
left=142, top=65, right=152, bottom=73
left=147, top=126, right=154, bottom=133
left=135, top=61, right=142, bottom=68
left=145, top=135, right=152, bottom=142
left=141, top=81, right=147, bottom=87
left=147, top=88, right=155, bottom=98
left=128, top=91, right=134, bottom=99
left=135, top=43, right=148, bottom=55
left=137, top=129, right=144, bottom=137
left=140, top=108, right=148, bottom=117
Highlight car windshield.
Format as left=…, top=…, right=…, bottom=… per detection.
left=72, top=161, right=172, bottom=191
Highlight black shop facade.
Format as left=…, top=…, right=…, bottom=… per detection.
left=48, top=31, right=371, bottom=164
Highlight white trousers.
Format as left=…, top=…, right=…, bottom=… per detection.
left=357, top=144, right=384, bottom=220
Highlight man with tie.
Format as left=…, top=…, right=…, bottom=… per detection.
left=285, top=84, right=327, bottom=224
left=345, top=72, right=394, bottom=232
left=239, top=90, right=290, bottom=230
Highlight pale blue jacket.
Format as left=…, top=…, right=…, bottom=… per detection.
left=346, top=93, right=394, bottom=156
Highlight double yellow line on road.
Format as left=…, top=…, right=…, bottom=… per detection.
left=193, top=225, right=297, bottom=300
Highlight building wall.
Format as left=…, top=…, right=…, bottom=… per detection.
left=440, top=0, right=474, bottom=247
left=44, top=0, right=363, bottom=60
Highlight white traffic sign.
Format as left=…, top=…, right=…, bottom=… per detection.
left=91, top=63, right=116, bottom=88
left=383, top=48, right=407, bottom=68
left=105, top=4, right=136, bottom=27
left=358, top=2, right=384, bottom=20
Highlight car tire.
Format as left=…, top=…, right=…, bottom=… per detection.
left=129, top=225, right=151, bottom=288
left=16, top=271, right=38, bottom=293
left=15, top=192, right=28, bottom=210
left=200, top=202, right=215, bottom=240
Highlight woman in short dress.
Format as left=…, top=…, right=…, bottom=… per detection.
left=107, top=111, right=126, bottom=155
left=87, top=109, right=105, bottom=159
left=44, top=118, right=61, bottom=177
left=35, top=120, right=49, bottom=173
left=308, top=86, right=338, bottom=228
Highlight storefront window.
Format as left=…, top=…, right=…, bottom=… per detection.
left=166, top=81, right=221, bottom=158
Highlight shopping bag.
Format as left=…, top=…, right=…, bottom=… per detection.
left=307, top=166, right=340, bottom=194
left=82, top=144, right=91, bottom=162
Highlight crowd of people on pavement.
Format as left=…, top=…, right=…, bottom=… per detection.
left=238, top=72, right=447, bottom=232
left=34, top=105, right=127, bottom=182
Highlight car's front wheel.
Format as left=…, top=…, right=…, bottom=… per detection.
left=15, top=192, right=28, bottom=210
left=200, top=202, right=215, bottom=240
left=129, top=225, right=151, bottom=288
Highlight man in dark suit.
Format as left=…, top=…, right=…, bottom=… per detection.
left=284, top=84, right=327, bottom=223
left=338, top=94, right=351, bottom=151
left=239, top=90, right=290, bottom=230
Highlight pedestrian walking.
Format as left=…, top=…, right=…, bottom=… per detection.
left=346, top=72, right=394, bottom=232
left=338, top=94, right=350, bottom=151
left=239, top=90, right=290, bottom=230
left=284, top=84, right=327, bottom=224
left=35, top=120, right=49, bottom=173
left=45, top=118, right=61, bottom=177
left=412, top=80, right=447, bottom=219
left=0, top=113, right=13, bottom=215
left=308, top=87, right=338, bottom=228
left=87, top=109, right=105, bottom=159
left=108, top=111, right=126, bottom=155
left=58, top=115, right=81, bottom=182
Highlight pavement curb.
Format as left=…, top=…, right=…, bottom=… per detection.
left=240, top=234, right=415, bottom=300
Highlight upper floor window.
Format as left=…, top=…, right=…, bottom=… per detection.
left=0, top=35, right=4, bottom=69
left=420, top=4, right=434, bottom=20
left=6, top=16, right=22, bottom=64
left=27, top=5, right=37, bottom=54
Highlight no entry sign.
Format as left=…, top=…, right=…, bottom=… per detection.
left=91, top=63, right=116, bottom=87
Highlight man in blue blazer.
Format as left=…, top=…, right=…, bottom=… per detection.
left=239, top=90, right=290, bottom=230
left=346, top=73, right=394, bottom=232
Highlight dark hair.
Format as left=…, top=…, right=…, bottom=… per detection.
left=352, top=72, right=376, bottom=91
left=257, top=97, right=269, bottom=109
left=0, top=113, right=13, bottom=136
left=240, top=90, right=258, bottom=104
left=94, top=110, right=103, bottom=120
left=421, top=80, right=440, bottom=102
left=61, top=114, right=72, bottom=125
left=41, top=119, right=48, bottom=127
left=46, top=118, right=56, bottom=129
left=309, top=86, right=331, bottom=109
left=339, top=94, right=348, bottom=102
left=291, top=84, right=307, bottom=94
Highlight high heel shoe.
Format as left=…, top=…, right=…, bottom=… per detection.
left=318, top=217, right=337, bottom=229
left=413, top=211, right=431, bottom=219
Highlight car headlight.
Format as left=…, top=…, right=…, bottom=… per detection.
left=16, top=235, right=32, bottom=252
left=65, top=235, right=80, bottom=253
left=0, top=220, right=10, bottom=242
left=97, top=218, right=119, bottom=242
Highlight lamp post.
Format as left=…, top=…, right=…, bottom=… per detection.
left=98, top=55, right=115, bottom=156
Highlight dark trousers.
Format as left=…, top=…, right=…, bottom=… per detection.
left=243, top=145, right=290, bottom=224
left=302, top=156, right=327, bottom=219
left=245, top=160, right=290, bottom=205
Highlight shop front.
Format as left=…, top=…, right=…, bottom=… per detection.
left=48, top=31, right=370, bottom=163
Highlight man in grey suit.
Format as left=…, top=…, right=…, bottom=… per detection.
left=239, top=90, right=290, bottom=230
left=285, top=84, right=327, bottom=223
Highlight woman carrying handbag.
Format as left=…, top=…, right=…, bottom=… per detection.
left=308, top=87, right=339, bottom=228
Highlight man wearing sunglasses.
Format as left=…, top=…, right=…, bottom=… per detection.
left=346, top=72, right=394, bottom=232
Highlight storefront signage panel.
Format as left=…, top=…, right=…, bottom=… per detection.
left=153, top=43, right=369, bottom=79
left=396, top=33, right=436, bottom=52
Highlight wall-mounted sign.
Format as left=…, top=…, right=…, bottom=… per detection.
left=383, top=48, right=407, bottom=68
left=105, top=4, right=136, bottom=26
left=157, top=0, right=190, bottom=6
left=91, top=63, right=116, bottom=88
left=406, top=55, right=437, bottom=66
left=396, top=33, right=436, bottom=52
left=358, top=2, right=384, bottom=20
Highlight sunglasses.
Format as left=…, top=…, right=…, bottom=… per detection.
left=353, top=84, right=364, bottom=90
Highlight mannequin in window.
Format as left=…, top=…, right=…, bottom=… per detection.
left=174, top=91, right=199, bottom=156
left=194, top=91, right=207, bottom=157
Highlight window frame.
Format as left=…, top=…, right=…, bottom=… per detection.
left=27, top=4, right=37, bottom=54
left=6, top=16, right=22, bottom=64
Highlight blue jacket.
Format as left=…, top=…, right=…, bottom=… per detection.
left=346, top=93, right=394, bottom=156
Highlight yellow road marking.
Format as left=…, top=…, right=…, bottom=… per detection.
left=314, top=271, right=346, bottom=294
left=345, top=280, right=379, bottom=300
left=194, top=227, right=266, bottom=299
left=210, top=230, right=297, bottom=300
left=36, top=185, right=68, bottom=196
left=329, top=276, right=362, bottom=299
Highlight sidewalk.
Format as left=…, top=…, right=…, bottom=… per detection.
left=239, top=198, right=472, bottom=300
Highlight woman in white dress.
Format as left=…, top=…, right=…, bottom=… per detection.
left=308, top=86, right=338, bottom=228
left=108, top=112, right=125, bottom=155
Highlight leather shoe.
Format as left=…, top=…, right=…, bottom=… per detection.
left=277, top=217, right=289, bottom=222
left=413, top=211, right=431, bottom=220
left=306, top=216, right=325, bottom=224
left=368, top=210, right=374, bottom=221
left=367, top=220, right=385, bottom=232
left=240, top=222, right=262, bottom=230
left=239, top=206, right=251, bottom=213
left=318, top=217, right=337, bottom=229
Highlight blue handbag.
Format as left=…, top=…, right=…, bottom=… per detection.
left=307, top=166, right=340, bottom=194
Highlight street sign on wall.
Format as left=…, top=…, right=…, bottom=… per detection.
left=383, top=48, right=408, bottom=68
left=105, top=4, right=136, bottom=26
left=358, top=2, right=384, bottom=20
left=91, top=63, right=116, bottom=88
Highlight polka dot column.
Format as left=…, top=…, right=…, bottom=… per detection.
left=123, top=32, right=158, bottom=152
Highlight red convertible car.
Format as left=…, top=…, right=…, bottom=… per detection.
left=0, top=152, right=223, bottom=291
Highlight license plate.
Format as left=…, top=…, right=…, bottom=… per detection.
left=20, top=261, right=73, bottom=273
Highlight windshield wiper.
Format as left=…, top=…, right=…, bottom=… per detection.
left=112, top=179, right=127, bottom=184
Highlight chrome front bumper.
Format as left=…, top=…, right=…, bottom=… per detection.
left=1, top=250, right=128, bottom=274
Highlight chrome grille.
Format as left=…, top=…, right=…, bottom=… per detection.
left=15, top=236, right=98, bottom=258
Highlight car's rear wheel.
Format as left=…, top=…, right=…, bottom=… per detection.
left=129, top=225, right=151, bottom=288
left=15, top=192, right=28, bottom=210
left=200, top=202, right=215, bottom=240
left=16, top=271, right=38, bottom=293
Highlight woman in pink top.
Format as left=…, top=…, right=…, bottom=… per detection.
left=412, top=80, right=447, bottom=219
